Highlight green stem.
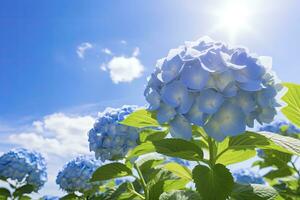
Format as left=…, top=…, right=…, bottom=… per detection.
left=134, top=163, right=148, bottom=199
left=128, top=182, right=146, bottom=200
left=207, top=137, right=216, bottom=167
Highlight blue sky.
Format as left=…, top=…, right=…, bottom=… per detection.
left=0, top=0, right=300, bottom=196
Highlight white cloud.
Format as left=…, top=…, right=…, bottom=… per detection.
left=8, top=113, right=94, bottom=158
left=5, top=113, right=95, bottom=196
left=120, top=40, right=127, bottom=45
left=101, top=48, right=113, bottom=55
left=106, top=56, right=144, bottom=83
left=76, top=42, right=93, bottom=59
left=132, top=47, right=140, bottom=57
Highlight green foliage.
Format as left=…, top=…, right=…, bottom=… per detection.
left=281, top=83, right=300, bottom=128
left=230, top=183, right=280, bottom=200
left=0, top=188, right=11, bottom=200
left=139, top=128, right=169, bottom=143
left=216, top=131, right=300, bottom=165
left=162, top=162, right=192, bottom=181
left=91, top=162, right=132, bottom=182
left=13, top=184, right=35, bottom=198
left=120, top=109, right=160, bottom=128
left=128, top=139, right=203, bottom=161
left=193, top=163, right=234, bottom=200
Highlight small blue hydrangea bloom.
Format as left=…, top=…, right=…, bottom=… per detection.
left=0, top=148, right=47, bottom=190
left=144, top=37, right=282, bottom=141
left=88, top=105, right=140, bottom=161
left=259, top=120, right=300, bottom=135
left=233, top=169, right=265, bottom=185
left=56, top=156, right=100, bottom=193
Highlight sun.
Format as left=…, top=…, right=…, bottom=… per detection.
left=212, top=0, right=254, bottom=41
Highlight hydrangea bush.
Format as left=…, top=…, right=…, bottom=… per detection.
left=56, top=156, right=100, bottom=193
left=145, top=37, right=282, bottom=141
left=88, top=105, right=140, bottom=161
left=0, top=148, right=47, bottom=190
left=1, top=37, right=300, bottom=200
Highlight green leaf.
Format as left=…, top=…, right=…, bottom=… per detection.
left=258, top=131, right=300, bottom=155
left=148, top=180, right=165, bottom=200
left=193, top=164, right=234, bottom=200
left=127, top=142, right=156, bottom=158
left=231, top=183, right=279, bottom=200
left=91, top=162, right=132, bottom=182
left=120, top=109, right=159, bottom=128
left=216, top=131, right=300, bottom=164
left=281, top=82, right=300, bottom=128
left=152, top=138, right=203, bottom=161
left=216, top=149, right=256, bottom=165
left=162, top=162, right=192, bottom=181
left=13, top=184, right=35, bottom=197
left=60, top=193, right=81, bottom=200
left=0, top=188, right=10, bottom=198
left=163, top=179, right=190, bottom=192
left=128, top=138, right=204, bottom=161
left=139, top=128, right=168, bottom=142
left=19, top=195, right=31, bottom=200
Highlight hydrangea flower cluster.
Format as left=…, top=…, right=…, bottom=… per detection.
left=56, top=156, right=100, bottom=193
left=233, top=169, right=265, bottom=185
left=145, top=37, right=282, bottom=141
left=259, top=120, right=300, bottom=135
left=0, top=148, right=47, bottom=190
left=88, top=105, right=139, bottom=161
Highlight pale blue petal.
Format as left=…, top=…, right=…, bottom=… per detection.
left=180, top=59, right=210, bottom=90
left=213, top=102, right=246, bottom=136
left=222, top=82, right=238, bottom=97
left=144, top=87, right=160, bottom=111
left=198, top=89, right=224, bottom=114
left=177, top=92, right=194, bottom=114
left=257, top=107, right=276, bottom=124
left=238, top=80, right=263, bottom=91
left=212, top=70, right=234, bottom=91
left=185, top=102, right=207, bottom=126
left=160, top=55, right=183, bottom=83
left=157, top=103, right=176, bottom=124
left=169, top=115, right=192, bottom=140
left=256, top=86, right=277, bottom=107
left=161, top=81, right=189, bottom=108
left=235, top=91, right=256, bottom=114
left=204, top=119, right=226, bottom=142
left=200, top=50, right=227, bottom=72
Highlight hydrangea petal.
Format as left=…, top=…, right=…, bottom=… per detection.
left=160, top=55, right=183, bottom=83
left=157, top=103, right=176, bottom=124
left=144, top=87, right=160, bottom=110
left=161, top=81, right=191, bottom=109
left=200, top=50, right=227, bottom=72
left=212, top=102, right=246, bottom=136
left=185, top=102, right=207, bottom=126
left=238, top=80, right=263, bottom=91
left=204, top=119, right=226, bottom=142
left=169, top=115, right=192, bottom=140
left=197, top=89, right=224, bottom=114
left=235, top=91, right=256, bottom=114
left=180, top=59, right=210, bottom=90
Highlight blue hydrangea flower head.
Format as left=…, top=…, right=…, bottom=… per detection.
left=0, top=148, right=47, bottom=190
left=88, top=105, right=140, bottom=161
left=145, top=37, right=282, bottom=141
left=259, top=120, right=300, bottom=135
left=56, top=156, right=100, bottom=193
left=233, top=169, right=265, bottom=184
